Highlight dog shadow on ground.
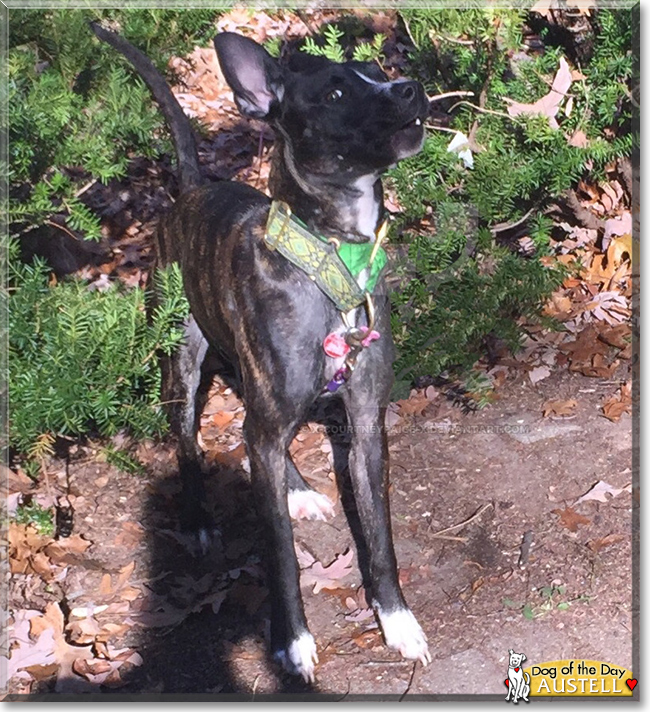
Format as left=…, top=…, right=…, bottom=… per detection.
left=116, top=398, right=365, bottom=698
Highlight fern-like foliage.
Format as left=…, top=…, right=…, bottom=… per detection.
left=388, top=7, right=635, bottom=379
left=9, top=9, right=218, bottom=241
left=9, top=242, right=189, bottom=458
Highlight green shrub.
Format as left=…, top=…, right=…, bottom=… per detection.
left=8, top=9, right=217, bottom=464
left=13, top=500, right=55, bottom=537
left=386, top=8, right=634, bottom=379
left=9, top=8, right=219, bottom=239
left=9, top=245, right=189, bottom=459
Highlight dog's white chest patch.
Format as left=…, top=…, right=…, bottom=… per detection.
left=353, top=175, right=379, bottom=239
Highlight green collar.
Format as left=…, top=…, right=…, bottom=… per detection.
left=263, top=200, right=388, bottom=312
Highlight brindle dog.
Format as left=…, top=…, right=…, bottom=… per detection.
left=91, top=23, right=431, bottom=682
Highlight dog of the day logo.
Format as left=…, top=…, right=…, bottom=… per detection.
left=505, top=656, right=636, bottom=698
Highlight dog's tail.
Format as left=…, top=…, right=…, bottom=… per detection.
left=89, top=21, right=202, bottom=193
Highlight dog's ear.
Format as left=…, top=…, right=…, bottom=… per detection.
left=509, top=649, right=514, bottom=655
left=214, top=32, right=283, bottom=120
left=521, top=654, right=526, bottom=661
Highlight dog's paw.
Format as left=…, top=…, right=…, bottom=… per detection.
left=376, top=607, right=431, bottom=666
left=288, top=489, right=335, bottom=521
left=273, top=633, right=319, bottom=683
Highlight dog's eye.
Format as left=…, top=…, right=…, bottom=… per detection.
left=325, top=89, right=343, bottom=103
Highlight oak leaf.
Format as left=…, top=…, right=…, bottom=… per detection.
left=553, top=507, right=590, bottom=532
left=542, top=399, right=577, bottom=418
left=300, top=549, right=355, bottom=594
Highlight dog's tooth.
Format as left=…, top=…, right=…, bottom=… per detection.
left=415, top=117, right=422, bottom=126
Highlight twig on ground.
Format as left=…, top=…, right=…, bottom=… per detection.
left=75, top=179, right=97, bottom=198
left=431, top=503, right=493, bottom=538
left=428, top=90, right=475, bottom=103
left=399, top=662, right=419, bottom=701
left=490, top=207, right=536, bottom=235
left=562, top=189, right=605, bottom=231
left=424, top=124, right=460, bottom=135
left=44, top=219, right=79, bottom=241
left=518, top=530, right=534, bottom=567
left=431, top=33, right=474, bottom=46
left=431, top=534, right=468, bottom=543
left=447, top=100, right=512, bottom=121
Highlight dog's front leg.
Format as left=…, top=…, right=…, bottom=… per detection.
left=342, top=384, right=431, bottom=666
left=243, top=412, right=317, bottom=682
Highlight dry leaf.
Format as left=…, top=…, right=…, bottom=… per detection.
left=44, top=534, right=92, bottom=561
left=607, top=233, right=632, bottom=268
left=115, top=561, right=136, bottom=591
left=396, top=393, right=431, bottom=417
left=598, top=324, right=631, bottom=350
left=528, top=365, right=551, bottom=385
left=574, top=480, right=631, bottom=505
left=568, top=129, right=589, bottom=147
left=505, top=57, right=572, bottom=129
left=601, top=398, right=629, bottom=421
left=542, top=398, right=577, bottom=418
left=119, top=586, right=142, bottom=602
left=601, top=397, right=631, bottom=422
left=99, top=574, right=113, bottom=597
left=294, top=542, right=316, bottom=569
left=587, top=533, right=625, bottom=552
left=211, top=410, right=237, bottom=429
left=114, top=521, right=145, bottom=549
left=351, top=628, right=382, bottom=650
left=553, top=507, right=590, bottom=532
left=301, top=549, right=355, bottom=594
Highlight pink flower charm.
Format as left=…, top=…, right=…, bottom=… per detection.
left=360, top=328, right=380, bottom=347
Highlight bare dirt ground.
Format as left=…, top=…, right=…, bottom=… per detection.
left=6, top=364, right=635, bottom=698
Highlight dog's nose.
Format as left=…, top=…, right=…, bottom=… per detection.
left=393, top=80, right=422, bottom=105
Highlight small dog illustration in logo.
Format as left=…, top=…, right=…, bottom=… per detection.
left=505, top=649, right=530, bottom=703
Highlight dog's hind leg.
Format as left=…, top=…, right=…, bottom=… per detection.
left=286, top=456, right=335, bottom=521
left=160, top=315, right=215, bottom=540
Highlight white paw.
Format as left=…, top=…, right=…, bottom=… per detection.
left=274, top=632, right=319, bottom=683
left=376, top=606, right=431, bottom=666
left=288, top=489, right=335, bottom=521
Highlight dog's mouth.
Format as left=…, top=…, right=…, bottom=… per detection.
left=400, top=115, right=424, bottom=131
left=391, top=111, right=427, bottom=159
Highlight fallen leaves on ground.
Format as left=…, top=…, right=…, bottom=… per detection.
left=342, top=586, right=374, bottom=622
left=574, top=480, right=632, bottom=506
left=587, top=533, right=626, bottom=553
left=5, top=602, right=142, bottom=692
left=601, top=381, right=632, bottom=422
left=9, top=523, right=91, bottom=580
left=558, top=324, right=622, bottom=378
left=553, top=507, right=590, bottom=533
left=298, top=547, right=355, bottom=594
left=529, top=365, right=552, bottom=385
left=542, top=398, right=577, bottom=418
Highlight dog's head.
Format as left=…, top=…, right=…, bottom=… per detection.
left=508, top=650, right=527, bottom=668
left=214, top=32, right=429, bottom=183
